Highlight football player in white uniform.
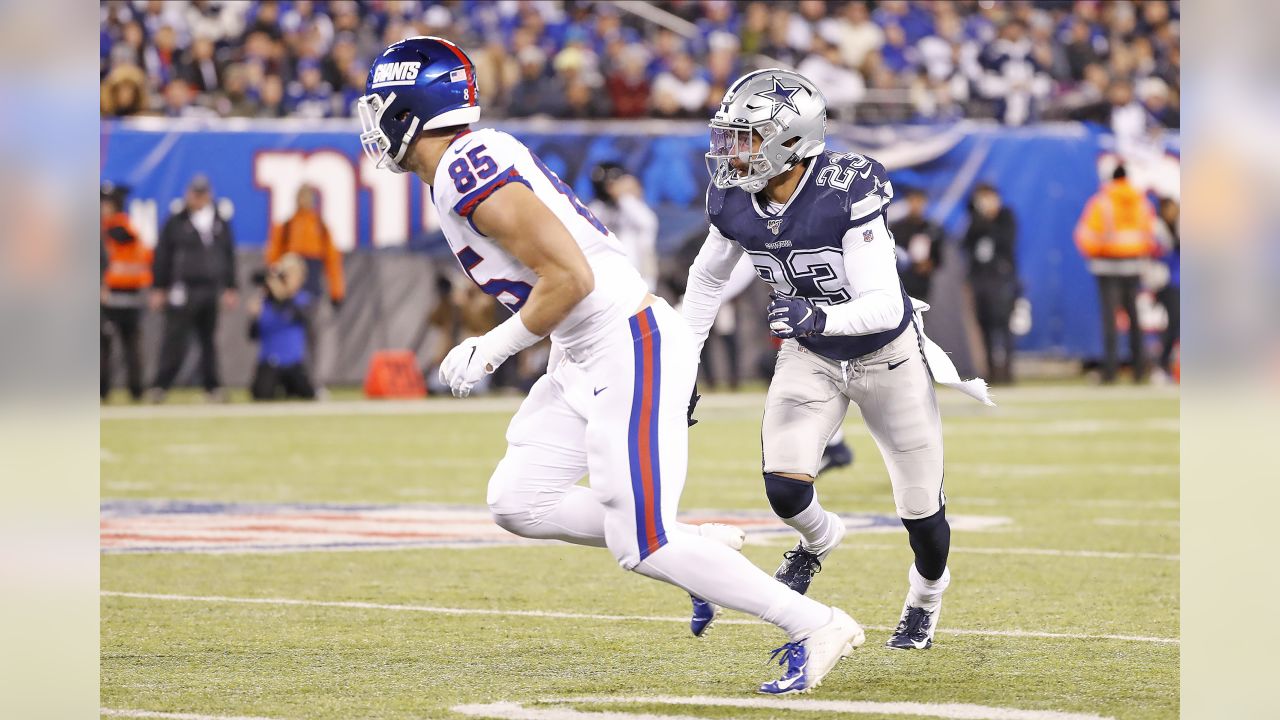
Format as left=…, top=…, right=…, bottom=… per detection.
left=682, top=69, right=994, bottom=651
left=358, top=37, right=864, bottom=694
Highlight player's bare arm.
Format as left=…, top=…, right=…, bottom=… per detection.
left=470, top=182, right=595, bottom=336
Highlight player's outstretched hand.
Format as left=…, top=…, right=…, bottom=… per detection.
left=439, top=337, right=495, bottom=398
left=767, top=294, right=827, bottom=338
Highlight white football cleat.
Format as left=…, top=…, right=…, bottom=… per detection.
left=759, top=607, right=865, bottom=695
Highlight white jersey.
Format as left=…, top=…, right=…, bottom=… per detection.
left=431, top=128, right=648, bottom=350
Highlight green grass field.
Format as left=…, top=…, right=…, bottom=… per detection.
left=101, top=384, right=1178, bottom=720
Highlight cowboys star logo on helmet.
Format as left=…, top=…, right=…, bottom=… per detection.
left=753, top=77, right=802, bottom=118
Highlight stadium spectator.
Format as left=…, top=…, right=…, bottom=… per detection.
left=554, top=45, right=610, bottom=118
left=651, top=51, right=708, bottom=119
left=831, top=1, right=883, bottom=70
left=264, top=184, right=345, bottom=388
left=162, top=77, right=216, bottom=119
left=321, top=32, right=359, bottom=90
left=101, top=183, right=151, bottom=402
left=891, top=188, right=944, bottom=303
left=248, top=254, right=316, bottom=401
left=148, top=174, right=238, bottom=403
left=1154, top=197, right=1180, bottom=377
left=507, top=48, right=564, bottom=118
left=962, top=183, right=1020, bottom=385
left=605, top=44, right=651, bottom=119
left=246, top=1, right=284, bottom=41
left=179, top=36, right=221, bottom=94
left=702, top=35, right=741, bottom=114
left=873, top=0, right=934, bottom=45
left=737, top=2, right=770, bottom=57
left=97, top=1, right=1179, bottom=126
left=798, top=35, right=866, bottom=119
left=147, top=24, right=181, bottom=89
left=101, top=64, right=149, bottom=117
left=1074, top=165, right=1157, bottom=384
left=285, top=58, right=336, bottom=118
left=215, top=63, right=258, bottom=117
left=256, top=74, right=287, bottom=118
left=879, top=23, right=914, bottom=75
left=1064, top=19, right=1105, bottom=82
left=975, top=19, right=1051, bottom=126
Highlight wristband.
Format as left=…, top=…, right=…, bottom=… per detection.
left=481, top=312, right=543, bottom=370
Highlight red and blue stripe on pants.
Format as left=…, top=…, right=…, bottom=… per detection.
left=628, top=306, right=667, bottom=561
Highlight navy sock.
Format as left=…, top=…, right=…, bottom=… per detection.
left=902, top=507, right=950, bottom=581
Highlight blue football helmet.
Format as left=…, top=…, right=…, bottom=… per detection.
left=358, top=36, right=481, bottom=173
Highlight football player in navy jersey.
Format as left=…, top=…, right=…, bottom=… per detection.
left=683, top=69, right=992, bottom=651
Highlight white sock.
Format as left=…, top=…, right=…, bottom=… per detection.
left=784, top=494, right=838, bottom=554
left=637, top=533, right=832, bottom=641
left=907, top=563, right=951, bottom=609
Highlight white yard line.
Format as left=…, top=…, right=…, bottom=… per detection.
left=837, top=543, right=1178, bottom=561
left=100, top=591, right=1178, bottom=645
left=456, top=696, right=1116, bottom=720
left=101, top=710, right=281, bottom=720
left=1094, top=518, right=1180, bottom=528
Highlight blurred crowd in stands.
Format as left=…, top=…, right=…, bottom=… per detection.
left=101, top=0, right=1180, bottom=127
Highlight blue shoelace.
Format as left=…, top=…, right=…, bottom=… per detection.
left=768, top=641, right=805, bottom=670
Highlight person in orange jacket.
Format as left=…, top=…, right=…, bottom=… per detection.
left=264, top=184, right=344, bottom=386
left=101, top=182, right=152, bottom=401
left=1074, top=165, right=1157, bottom=383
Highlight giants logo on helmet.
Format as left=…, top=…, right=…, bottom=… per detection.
left=371, top=61, right=422, bottom=88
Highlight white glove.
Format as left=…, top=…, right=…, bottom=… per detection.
left=439, top=313, right=544, bottom=398
left=439, top=337, right=496, bottom=398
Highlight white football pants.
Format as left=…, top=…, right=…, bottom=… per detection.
left=486, top=299, right=833, bottom=640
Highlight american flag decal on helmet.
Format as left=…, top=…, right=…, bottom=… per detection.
left=450, top=68, right=467, bottom=82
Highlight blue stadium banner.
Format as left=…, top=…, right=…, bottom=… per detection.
left=100, top=117, right=1178, bottom=357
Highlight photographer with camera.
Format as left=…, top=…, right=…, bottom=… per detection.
left=588, top=161, right=659, bottom=291
left=248, top=253, right=316, bottom=401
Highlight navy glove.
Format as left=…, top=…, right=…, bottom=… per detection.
left=767, top=294, right=827, bottom=338
left=687, top=384, right=701, bottom=427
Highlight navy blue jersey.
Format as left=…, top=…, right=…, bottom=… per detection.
left=707, top=151, right=911, bottom=361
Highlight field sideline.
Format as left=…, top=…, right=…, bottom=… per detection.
left=101, top=385, right=1179, bottom=720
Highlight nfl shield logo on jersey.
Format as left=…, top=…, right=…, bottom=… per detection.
left=767, top=218, right=784, bottom=235
left=862, top=228, right=874, bottom=242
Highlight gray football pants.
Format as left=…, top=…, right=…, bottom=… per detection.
left=762, top=324, right=946, bottom=520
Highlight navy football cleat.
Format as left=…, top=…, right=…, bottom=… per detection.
left=774, top=512, right=845, bottom=595
left=885, top=602, right=940, bottom=650
left=758, top=608, right=864, bottom=695
left=817, top=439, right=854, bottom=476
left=690, top=595, right=720, bottom=637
